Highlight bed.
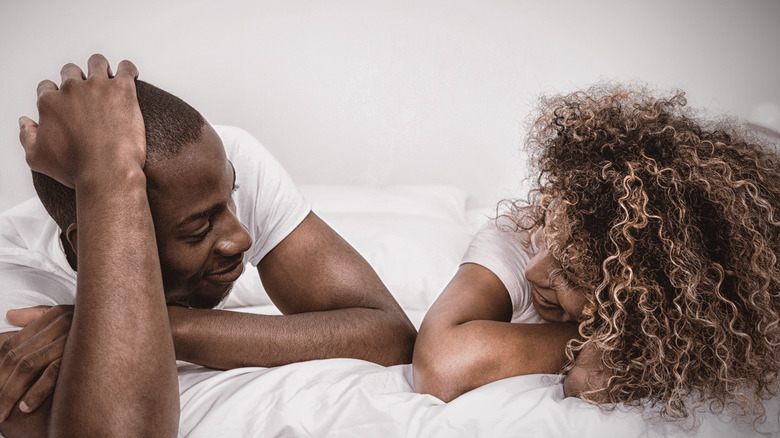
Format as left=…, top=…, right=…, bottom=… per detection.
left=174, top=184, right=780, bottom=438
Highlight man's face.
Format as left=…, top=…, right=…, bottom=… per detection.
left=524, top=226, right=586, bottom=323
left=145, top=125, right=252, bottom=309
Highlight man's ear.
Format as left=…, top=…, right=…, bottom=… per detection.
left=65, top=223, right=78, bottom=255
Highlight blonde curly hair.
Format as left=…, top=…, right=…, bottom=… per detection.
left=507, top=84, right=780, bottom=420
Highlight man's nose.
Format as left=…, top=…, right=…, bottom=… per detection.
left=215, top=214, right=252, bottom=256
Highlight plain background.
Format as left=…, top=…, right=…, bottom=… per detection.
left=1, top=0, right=778, bottom=211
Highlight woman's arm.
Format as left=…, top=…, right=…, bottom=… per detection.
left=413, top=263, right=578, bottom=402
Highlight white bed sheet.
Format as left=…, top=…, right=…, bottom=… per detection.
left=177, top=357, right=780, bottom=438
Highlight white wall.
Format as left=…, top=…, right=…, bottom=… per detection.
left=1, top=0, right=778, bottom=211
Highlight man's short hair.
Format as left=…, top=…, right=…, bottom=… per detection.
left=32, top=80, right=206, bottom=231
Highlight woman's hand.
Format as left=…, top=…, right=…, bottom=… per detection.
left=563, top=340, right=610, bottom=402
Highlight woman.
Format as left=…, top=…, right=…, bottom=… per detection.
left=413, top=84, right=780, bottom=420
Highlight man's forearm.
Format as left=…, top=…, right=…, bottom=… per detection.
left=0, top=177, right=179, bottom=437
left=12, top=55, right=180, bottom=437
left=52, top=170, right=178, bottom=435
left=168, top=305, right=415, bottom=369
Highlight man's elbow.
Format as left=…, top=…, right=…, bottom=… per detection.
left=375, top=311, right=416, bottom=366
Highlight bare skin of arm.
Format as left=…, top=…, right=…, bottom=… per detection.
left=0, top=55, right=178, bottom=437
left=413, top=263, right=578, bottom=402
left=168, top=212, right=417, bottom=368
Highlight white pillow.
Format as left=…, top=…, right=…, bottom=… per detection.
left=223, top=184, right=476, bottom=312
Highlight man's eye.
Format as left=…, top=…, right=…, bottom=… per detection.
left=190, top=222, right=213, bottom=242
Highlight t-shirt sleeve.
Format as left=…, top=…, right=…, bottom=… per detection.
left=214, top=125, right=311, bottom=266
left=460, top=216, right=545, bottom=324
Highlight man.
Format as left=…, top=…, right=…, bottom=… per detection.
left=0, top=55, right=415, bottom=437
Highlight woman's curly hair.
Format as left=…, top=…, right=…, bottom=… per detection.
left=507, top=83, right=780, bottom=420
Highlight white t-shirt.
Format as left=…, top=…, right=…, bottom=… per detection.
left=460, top=215, right=545, bottom=324
left=0, top=125, right=310, bottom=333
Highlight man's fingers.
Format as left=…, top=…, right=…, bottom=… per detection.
left=5, top=306, right=71, bottom=341
left=6, top=306, right=51, bottom=328
left=35, top=80, right=59, bottom=119
left=18, top=116, right=38, bottom=150
left=86, top=54, right=111, bottom=79
left=0, top=312, right=69, bottom=390
left=0, top=336, right=66, bottom=421
left=0, top=306, right=72, bottom=365
left=115, top=59, right=139, bottom=80
left=59, top=63, right=86, bottom=87
left=19, top=357, right=62, bottom=413
left=36, top=80, right=57, bottom=100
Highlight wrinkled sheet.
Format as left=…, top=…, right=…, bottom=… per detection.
left=177, top=358, right=780, bottom=438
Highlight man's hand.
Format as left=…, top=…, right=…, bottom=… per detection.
left=18, top=54, right=145, bottom=188
left=0, top=305, right=72, bottom=422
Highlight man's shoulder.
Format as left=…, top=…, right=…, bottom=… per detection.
left=0, top=197, right=71, bottom=274
left=1, top=196, right=47, bottom=216
left=213, top=123, right=304, bottom=211
left=0, top=196, right=75, bottom=321
left=212, top=125, right=286, bottom=176
left=213, top=125, right=266, bottom=157
left=0, top=197, right=53, bottom=247
left=211, top=125, right=311, bottom=265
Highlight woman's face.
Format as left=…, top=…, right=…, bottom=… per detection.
left=524, top=227, right=586, bottom=323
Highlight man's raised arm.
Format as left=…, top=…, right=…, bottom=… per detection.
left=1, top=55, right=178, bottom=437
